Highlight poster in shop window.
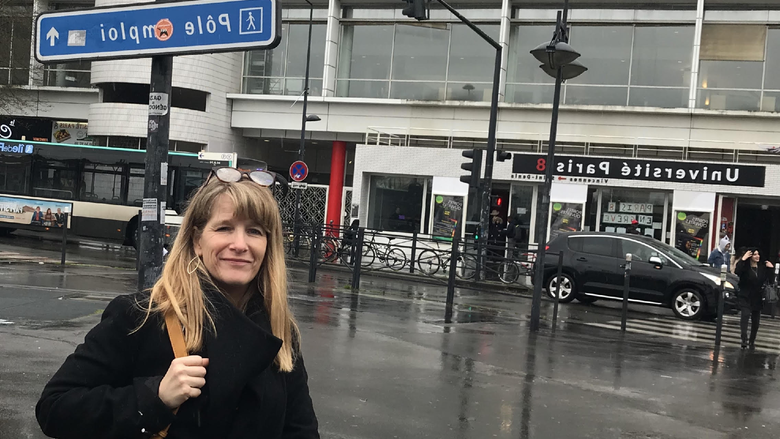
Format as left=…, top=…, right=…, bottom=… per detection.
left=675, top=211, right=710, bottom=261
left=432, top=195, right=463, bottom=241
left=549, top=202, right=583, bottom=241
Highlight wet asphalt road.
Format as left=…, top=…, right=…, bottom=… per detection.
left=1, top=235, right=780, bottom=438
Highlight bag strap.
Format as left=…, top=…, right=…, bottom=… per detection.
left=153, top=312, right=188, bottom=439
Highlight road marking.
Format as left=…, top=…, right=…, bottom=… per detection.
left=581, top=316, right=780, bottom=354
left=0, top=319, right=14, bottom=325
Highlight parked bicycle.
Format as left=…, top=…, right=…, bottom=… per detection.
left=416, top=246, right=477, bottom=280
left=496, top=252, right=535, bottom=284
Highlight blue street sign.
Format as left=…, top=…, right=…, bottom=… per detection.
left=35, top=0, right=280, bottom=63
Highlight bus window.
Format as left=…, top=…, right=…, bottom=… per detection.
left=32, top=157, right=78, bottom=200
left=0, top=155, right=32, bottom=195
left=128, top=167, right=144, bottom=207
left=81, top=163, right=126, bottom=204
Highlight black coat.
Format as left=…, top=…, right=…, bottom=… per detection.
left=735, top=260, right=771, bottom=311
left=36, top=290, right=319, bottom=439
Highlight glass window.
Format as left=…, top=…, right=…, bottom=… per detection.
left=0, top=155, right=31, bottom=194
left=568, top=26, right=633, bottom=86
left=389, top=82, right=442, bottom=101
left=285, top=23, right=327, bottom=78
left=699, top=60, right=763, bottom=90
left=619, top=239, right=663, bottom=263
left=697, top=89, right=760, bottom=111
left=81, top=163, right=125, bottom=204
left=128, top=167, right=144, bottom=207
left=243, top=22, right=326, bottom=95
left=565, top=85, right=627, bottom=106
left=509, top=184, right=533, bottom=247
left=599, top=188, right=668, bottom=241
left=44, top=61, right=91, bottom=88
left=10, top=16, right=31, bottom=86
left=506, top=83, right=554, bottom=105
left=368, top=175, right=428, bottom=233
left=507, top=25, right=556, bottom=85
left=763, top=29, right=780, bottom=90
left=448, top=24, right=500, bottom=82
left=630, top=26, right=694, bottom=87
left=31, top=158, right=79, bottom=200
left=391, top=24, right=449, bottom=81
left=338, top=25, right=394, bottom=80
left=628, top=87, right=688, bottom=108
left=576, top=237, right=615, bottom=257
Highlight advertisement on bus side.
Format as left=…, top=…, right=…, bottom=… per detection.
left=0, top=196, right=72, bottom=229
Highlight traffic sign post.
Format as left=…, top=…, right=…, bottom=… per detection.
left=35, top=0, right=280, bottom=62
left=289, top=160, right=308, bottom=257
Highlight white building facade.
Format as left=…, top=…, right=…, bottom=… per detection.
left=7, top=0, right=780, bottom=259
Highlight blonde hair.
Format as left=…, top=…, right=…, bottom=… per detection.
left=140, top=178, right=298, bottom=372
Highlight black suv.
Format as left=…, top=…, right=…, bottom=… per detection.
left=534, top=232, right=738, bottom=320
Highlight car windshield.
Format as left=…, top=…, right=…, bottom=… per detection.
left=648, top=240, right=707, bottom=266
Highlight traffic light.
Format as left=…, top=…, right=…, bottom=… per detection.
left=496, top=150, right=512, bottom=162
left=460, top=149, right=483, bottom=188
left=402, top=0, right=429, bottom=20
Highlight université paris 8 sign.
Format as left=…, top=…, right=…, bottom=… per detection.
left=35, top=0, right=280, bottom=63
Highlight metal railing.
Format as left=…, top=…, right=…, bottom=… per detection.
left=282, top=221, right=537, bottom=291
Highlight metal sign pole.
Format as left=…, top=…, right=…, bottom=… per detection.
left=714, top=264, right=726, bottom=348
left=138, top=54, right=172, bottom=291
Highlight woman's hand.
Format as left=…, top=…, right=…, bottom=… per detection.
left=766, top=261, right=774, bottom=269
left=742, top=250, right=753, bottom=261
left=158, top=356, right=209, bottom=409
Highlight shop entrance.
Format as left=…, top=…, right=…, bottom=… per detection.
left=735, top=199, right=780, bottom=262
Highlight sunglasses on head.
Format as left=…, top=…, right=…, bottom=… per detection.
left=205, top=167, right=289, bottom=195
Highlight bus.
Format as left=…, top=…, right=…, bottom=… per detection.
left=0, top=139, right=246, bottom=248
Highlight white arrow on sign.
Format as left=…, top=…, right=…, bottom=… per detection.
left=46, top=27, right=59, bottom=46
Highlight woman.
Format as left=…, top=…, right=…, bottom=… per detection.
left=36, top=168, right=319, bottom=438
left=734, top=248, right=773, bottom=349
left=43, top=208, right=55, bottom=226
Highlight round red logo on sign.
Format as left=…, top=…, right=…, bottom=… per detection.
left=155, top=19, right=173, bottom=41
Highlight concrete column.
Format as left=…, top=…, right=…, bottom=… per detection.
left=325, top=141, right=347, bottom=234
left=498, top=0, right=512, bottom=101
left=29, top=0, right=48, bottom=87
left=322, top=0, right=341, bottom=97
left=688, top=0, right=705, bottom=109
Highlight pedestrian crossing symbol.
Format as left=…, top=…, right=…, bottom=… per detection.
left=239, top=7, right=263, bottom=35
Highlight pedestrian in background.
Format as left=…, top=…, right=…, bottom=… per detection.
left=708, top=236, right=731, bottom=273
left=735, top=248, right=773, bottom=349
left=36, top=167, right=319, bottom=438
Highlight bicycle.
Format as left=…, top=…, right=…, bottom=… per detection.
left=365, top=232, right=407, bottom=271
left=497, top=252, right=536, bottom=284
left=416, top=246, right=477, bottom=280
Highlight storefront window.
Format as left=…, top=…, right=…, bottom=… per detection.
left=367, top=175, right=429, bottom=233
left=509, top=184, right=533, bottom=247
left=599, top=188, right=668, bottom=241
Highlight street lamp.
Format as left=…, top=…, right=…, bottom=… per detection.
left=292, top=0, right=320, bottom=257
left=529, top=1, right=587, bottom=332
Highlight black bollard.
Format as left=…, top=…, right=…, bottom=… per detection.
left=714, top=264, right=726, bottom=348
left=620, top=253, right=632, bottom=332
left=136, top=210, right=142, bottom=272
left=445, top=229, right=461, bottom=323
left=60, top=213, right=68, bottom=266
left=351, top=228, right=364, bottom=292
left=308, top=224, right=320, bottom=283
left=552, top=251, right=563, bottom=330
left=409, top=230, right=418, bottom=274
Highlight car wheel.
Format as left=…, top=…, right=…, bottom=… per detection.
left=576, top=295, right=598, bottom=304
left=546, top=273, right=577, bottom=303
left=672, top=288, right=705, bottom=320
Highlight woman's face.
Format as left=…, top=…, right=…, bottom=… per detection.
left=751, top=250, right=761, bottom=262
left=193, top=194, right=267, bottom=296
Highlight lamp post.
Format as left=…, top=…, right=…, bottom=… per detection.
left=292, top=0, right=320, bottom=257
left=528, top=0, right=587, bottom=332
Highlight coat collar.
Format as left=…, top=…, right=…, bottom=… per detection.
left=185, top=285, right=282, bottom=432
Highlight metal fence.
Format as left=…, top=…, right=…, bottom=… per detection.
left=282, top=222, right=537, bottom=290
